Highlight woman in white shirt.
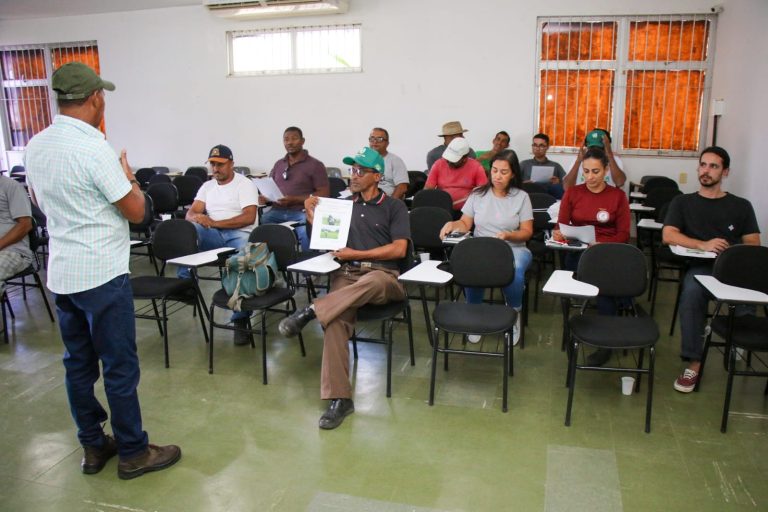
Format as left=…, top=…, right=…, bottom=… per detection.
left=439, top=150, right=533, bottom=344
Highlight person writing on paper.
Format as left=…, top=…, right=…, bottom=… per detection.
left=261, top=126, right=329, bottom=251
left=554, top=146, right=631, bottom=367
left=439, top=150, right=533, bottom=346
left=184, top=144, right=259, bottom=345
left=662, top=146, right=760, bottom=393
left=278, top=147, right=410, bottom=431
left=425, top=137, right=488, bottom=219
left=562, top=129, right=626, bottom=190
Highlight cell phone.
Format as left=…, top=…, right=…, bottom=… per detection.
left=447, top=231, right=464, bottom=238
left=566, top=239, right=583, bottom=247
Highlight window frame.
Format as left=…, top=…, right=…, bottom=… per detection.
left=226, top=23, right=362, bottom=77
left=534, top=15, right=717, bottom=157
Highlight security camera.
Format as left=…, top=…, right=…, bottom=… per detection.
left=710, top=5, right=724, bottom=13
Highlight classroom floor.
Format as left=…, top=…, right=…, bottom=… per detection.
left=1, top=254, right=767, bottom=512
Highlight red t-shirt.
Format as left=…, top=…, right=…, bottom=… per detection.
left=426, top=158, right=488, bottom=210
left=558, top=184, right=630, bottom=243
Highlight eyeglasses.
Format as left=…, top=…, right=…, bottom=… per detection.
left=532, top=143, right=548, bottom=149
left=368, top=136, right=387, bottom=143
left=350, top=167, right=376, bottom=177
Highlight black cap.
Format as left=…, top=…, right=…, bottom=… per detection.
left=208, top=144, right=233, bottom=163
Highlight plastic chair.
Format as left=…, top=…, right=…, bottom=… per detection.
left=135, top=168, right=156, bottom=190
left=146, top=183, right=179, bottom=217
left=185, top=167, right=208, bottom=183
left=412, top=189, right=453, bottom=217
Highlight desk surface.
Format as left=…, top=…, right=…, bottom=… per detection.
left=543, top=270, right=599, bottom=298
left=167, top=247, right=236, bottom=267
left=399, top=260, right=452, bottom=285
left=545, top=238, right=588, bottom=251
left=696, top=275, right=768, bottom=304
left=287, top=252, right=340, bottom=274
left=637, top=218, right=663, bottom=230
left=630, top=203, right=655, bottom=212
left=630, top=191, right=648, bottom=199
left=670, top=245, right=716, bottom=259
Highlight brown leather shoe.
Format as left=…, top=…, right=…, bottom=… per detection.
left=117, top=444, right=181, bottom=480
left=81, top=434, right=118, bottom=474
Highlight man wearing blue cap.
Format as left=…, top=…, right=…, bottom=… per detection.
left=278, top=147, right=410, bottom=430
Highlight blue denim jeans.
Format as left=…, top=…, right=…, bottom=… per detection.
left=179, top=224, right=251, bottom=320
left=260, top=207, right=308, bottom=252
left=679, top=263, right=713, bottom=360
left=465, top=246, right=532, bottom=309
left=55, top=274, right=149, bottom=458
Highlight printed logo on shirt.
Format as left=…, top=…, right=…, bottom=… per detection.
left=596, top=209, right=610, bottom=223
left=728, top=224, right=734, bottom=231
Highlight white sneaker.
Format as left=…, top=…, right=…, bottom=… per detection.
left=467, top=334, right=482, bottom=344
left=512, top=308, right=522, bottom=346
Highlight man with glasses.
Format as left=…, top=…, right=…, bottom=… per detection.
left=278, top=147, right=410, bottom=430
left=367, top=127, right=409, bottom=200
left=262, top=126, right=329, bottom=252
left=185, top=144, right=259, bottom=345
left=425, top=137, right=488, bottom=219
left=520, top=133, right=566, bottom=199
left=663, top=146, right=760, bottom=393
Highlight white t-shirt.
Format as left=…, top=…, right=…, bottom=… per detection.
left=566, top=154, right=625, bottom=187
left=195, top=173, right=259, bottom=232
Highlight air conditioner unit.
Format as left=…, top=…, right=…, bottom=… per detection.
left=204, top=0, right=349, bottom=19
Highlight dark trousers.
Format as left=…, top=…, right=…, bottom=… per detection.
left=55, top=274, right=148, bottom=458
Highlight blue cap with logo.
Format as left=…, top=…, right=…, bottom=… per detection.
left=342, top=147, right=384, bottom=173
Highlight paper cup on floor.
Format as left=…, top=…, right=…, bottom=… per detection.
left=621, top=376, right=635, bottom=395
left=419, top=252, right=430, bottom=263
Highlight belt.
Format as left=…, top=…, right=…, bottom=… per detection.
left=344, top=260, right=394, bottom=271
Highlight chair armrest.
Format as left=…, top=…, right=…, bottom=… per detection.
left=287, top=252, right=340, bottom=275
left=167, top=247, right=237, bottom=268
left=398, top=260, right=453, bottom=286
left=695, top=275, right=768, bottom=305
left=542, top=270, right=599, bottom=298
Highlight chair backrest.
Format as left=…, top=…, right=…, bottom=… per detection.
left=410, top=206, right=452, bottom=252
left=135, top=168, right=156, bottom=187
left=397, top=239, right=418, bottom=275
left=577, top=243, right=647, bottom=298
left=642, top=176, right=678, bottom=194
left=640, top=175, right=664, bottom=185
left=713, top=245, right=768, bottom=294
left=146, top=183, right=179, bottom=215
left=412, top=189, right=453, bottom=215
left=185, top=166, right=209, bottom=182
left=643, top=187, right=681, bottom=210
left=529, top=192, right=557, bottom=232
left=406, top=170, right=427, bottom=198
left=172, top=175, right=203, bottom=206
left=152, top=166, right=170, bottom=175
left=10, top=165, right=24, bottom=175
left=329, top=177, right=348, bottom=198
left=449, top=237, right=515, bottom=288
left=30, top=202, right=47, bottom=228
left=129, top=193, right=155, bottom=234
left=233, top=166, right=251, bottom=176
left=26, top=216, right=43, bottom=254
left=326, top=167, right=343, bottom=178
left=521, top=182, right=547, bottom=195
left=148, top=173, right=172, bottom=186
left=151, top=219, right=198, bottom=261
left=248, top=224, right=298, bottom=271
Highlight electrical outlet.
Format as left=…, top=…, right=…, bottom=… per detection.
left=679, top=172, right=687, bottom=184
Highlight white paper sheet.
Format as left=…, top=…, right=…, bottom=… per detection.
left=252, top=177, right=284, bottom=202
left=531, top=165, right=554, bottom=183
left=309, top=197, right=353, bottom=251
left=558, top=223, right=596, bottom=244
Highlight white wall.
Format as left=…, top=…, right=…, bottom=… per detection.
left=0, top=0, right=753, bottom=200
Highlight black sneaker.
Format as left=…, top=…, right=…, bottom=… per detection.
left=318, top=399, right=354, bottom=430
left=233, top=318, right=251, bottom=346
left=278, top=306, right=316, bottom=337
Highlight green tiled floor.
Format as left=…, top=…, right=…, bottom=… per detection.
left=1, top=256, right=767, bottom=511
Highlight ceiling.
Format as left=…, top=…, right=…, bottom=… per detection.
left=0, top=0, right=200, bottom=20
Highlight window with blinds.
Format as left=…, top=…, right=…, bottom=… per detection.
left=0, top=42, right=102, bottom=150
left=228, top=24, right=361, bottom=76
left=536, top=15, right=715, bottom=155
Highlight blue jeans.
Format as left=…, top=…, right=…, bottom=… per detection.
left=178, top=223, right=251, bottom=320
left=55, top=274, right=148, bottom=458
left=260, top=207, right=308, bottom=252
left=679, top=264, right=712, bottom=361
left=465, top=246, right=532, bottom=309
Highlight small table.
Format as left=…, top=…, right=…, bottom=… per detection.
left=543, top=270, right=600, bottom=350
left=166, top=247, right=238, bottom=322
left=398, top=260, right=453, bottom=348
left=670, top=245, right=717, bottom=259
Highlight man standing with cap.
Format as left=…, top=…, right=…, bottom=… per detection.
left=184, top=144, right=259, bottom=344
left=426, top=121, right=477, bottom=171
left=25, top=62, right=181, bottom=479
left=425, top=137, right=488, bottom=218
left=278, top=147, right=410, bottom=430
left=562, top=128, right=626, bottom=190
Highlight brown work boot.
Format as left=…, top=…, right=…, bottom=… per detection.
left=117, top=444, right=181, bottom=480
left=81, top=434, right=118, bottom=474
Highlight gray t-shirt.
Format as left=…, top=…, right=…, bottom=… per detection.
left=520, top=157, right=566, bottom=182
left=379, top=152, right=409, bottom=196
left=461, top=187, right=533, bottom=248
left=0, top=176, right=33, bottom=261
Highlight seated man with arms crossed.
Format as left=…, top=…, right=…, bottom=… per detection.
left=184, top=144, right=259, bottom=345
left=278, top=147, right=410, bottom=431
left=0, top=175, right=33, bottom=299
left=662, top=146, right=760, bottom=393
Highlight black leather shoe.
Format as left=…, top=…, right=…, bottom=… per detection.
left=82, top=434, right=118, bottom=474
left=586, top=348, right=613, bottom=367
left=233, top=318, right=252, bottom=346
left=318, top=399, right=354, bottom=430
left=278, top=306, right=316, bottom=337
left=117, top=444, right=181, bottom=480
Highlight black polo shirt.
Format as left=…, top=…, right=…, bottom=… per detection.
left=347, top=190, right=410, bottom=269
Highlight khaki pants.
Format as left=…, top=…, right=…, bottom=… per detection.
left=313, top=266, right=406, bottom=399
